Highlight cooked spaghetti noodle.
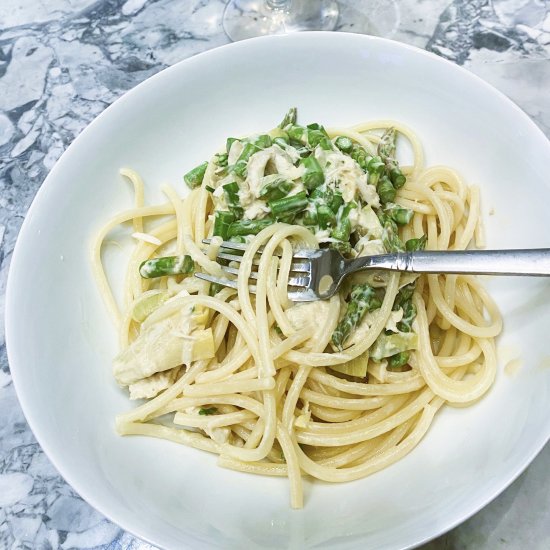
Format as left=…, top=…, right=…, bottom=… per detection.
left=92, top=111, right=501, bottom=508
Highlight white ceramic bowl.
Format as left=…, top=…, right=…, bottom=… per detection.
left=6, top=32, right=550, bottom=549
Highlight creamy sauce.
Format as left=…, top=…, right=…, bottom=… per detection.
left=356, top=237, right=385, bottom=257
left=228, top=139, right=244, bottom=165
left=314, top=229, right=333, bottom=243
left=286, top=300, right=334, bottom=349
left=497, top=344, right=521, bottom=367
left=504, top=358, right=523, bottom=376
left=234, top=146, right=306, bottom=220
left=385, top=308, right=403, bottom=333
left=244, top=200, right=271, bottom=220
left=128, top=368, right=178, bottom=400
left=353, top=205, right=384, bottom=239
left=324, top=150, right=363, bottom=203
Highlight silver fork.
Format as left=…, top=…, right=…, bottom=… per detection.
left=196, top=240, right=550, bottom=302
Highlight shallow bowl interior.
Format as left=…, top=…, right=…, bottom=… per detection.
left=6, top=32, right=550, bottom=550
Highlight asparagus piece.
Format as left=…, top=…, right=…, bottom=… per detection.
left=259, top=176, right=293, bottom=201
left=279, top=107, right=297, bottom=129
left=329, top=191, right=344, bottom=213
left=269, top=191, right=308, bottom=219
left=223, top=181, right=240, bottom=205
left=309, top=187, right=338, bottom=227
left=273, top=136, right=290, bottom=149
left=301, top=156, right=325, bottom=190
left=384, top=202, right=413, bottom=225
left=394, top=283, right=415, bottom=305
left=332, top=284, right=382, bottom=350
left=329, top=240, right=352, bottom=255
left=366, top=155, right=385, bottom=175
left=350, top=146, right=384, bottom=172
left=184, top=161, right=208, bottom=189
left=331, top=201, right=356, bottom=242
left=393, top=283, right=417, bottom=333
left=378, top=212, right=404, bottom=252
left=377, top=175, right=397, bottom=204
left=350, top=144, right=368, bottom=170
left=226, top=137, right=238, bottom=153
left=252, top=134, right=272, bottom=149
left=306, top=123, right=332, bottom=150
left=398, top=301, right=417, bottom=333
left=309, top=185, right=328, bottom=202
left=389, top=166, right=406, bottom=189
left=227, top=217, right=273, bottom=237
left=209, top=282, right=223, bottom=296
left=215, top=152, right=228, bottom=167
left=378, top=127, right=397, bottom=159
left=213, top=210, right=236, bottom=240
left=318, top=136, right=334, bottom=150
left=139, top=255, right=195, bottom=279
left=302, top=205, right=318, bottom=226
left=232, top=142, right=259, bottom=178
left=278, top=213, right=297, bottom=224
left=388, top=351, right=410, bottom=369
left=288, top=123, right=331, bottom=150
left=405, top=235, right=427, bottom=252
left=198, top=407, right=218, bottom=416
left=316, top=204, right=336, bottom=229
left=335, top=136, right=353, bottom=153
left=223, top=181, right=244, bottom=217
left=287, top=125, right=306, bottom=143
left=378, top=127, right=406, bottom=189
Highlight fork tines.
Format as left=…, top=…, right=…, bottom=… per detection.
left=202, top=239, right=310, bottom=273
left=198, top=238, right=312, bottom=296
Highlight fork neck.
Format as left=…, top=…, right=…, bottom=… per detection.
left=343, top=253, right=412, bottom=275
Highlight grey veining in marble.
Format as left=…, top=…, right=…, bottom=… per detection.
left=1, top=0, right=549, bottom=548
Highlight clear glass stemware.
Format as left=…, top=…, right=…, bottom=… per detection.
left=223, top=0, right=399, bottom=42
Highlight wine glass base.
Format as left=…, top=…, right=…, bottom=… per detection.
left=336, top=0, right=400, bottom=38
left=223, top=0, right=340, bottom=42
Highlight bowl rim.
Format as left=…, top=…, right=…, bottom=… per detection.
left=6, top=31, right=550, bottom=550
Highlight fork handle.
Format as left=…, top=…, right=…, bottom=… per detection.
left=345, top=248, right=550, bottom=277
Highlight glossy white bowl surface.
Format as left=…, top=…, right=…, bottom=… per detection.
left=6, top=32, right=550, bottom=549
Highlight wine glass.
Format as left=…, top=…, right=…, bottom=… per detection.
left=222, top=0, right=399, bottom=42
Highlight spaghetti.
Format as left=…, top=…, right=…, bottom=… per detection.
left=92, top=112, right=501, bottom=508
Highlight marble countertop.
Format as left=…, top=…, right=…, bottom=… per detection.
left=1, top=0, right=549, bottom=548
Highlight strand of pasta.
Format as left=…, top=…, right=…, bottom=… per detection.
left=92, top=202, right=176, bottom=323
left=414, top=293, right=496, bottom=402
